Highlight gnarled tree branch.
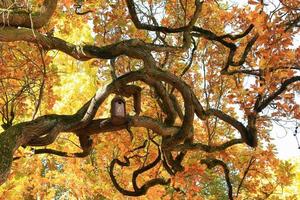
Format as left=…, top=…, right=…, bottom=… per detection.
left=109, top=148, right=170, bottom=196
left=0, top=0, right=57, bottom=29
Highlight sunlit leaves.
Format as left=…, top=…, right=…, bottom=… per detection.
left=0, top=0, right=299, bottom=199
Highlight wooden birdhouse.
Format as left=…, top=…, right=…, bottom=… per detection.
left=110, top=96, right=126, bottom=125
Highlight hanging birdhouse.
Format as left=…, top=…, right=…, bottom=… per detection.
left=110, top=96, right=126, bottom=125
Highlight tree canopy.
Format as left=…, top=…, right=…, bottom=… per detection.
left=0, top=0, right=299, bottom=199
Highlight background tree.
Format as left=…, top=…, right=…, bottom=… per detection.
left=0, top=0, right=299, bottom=199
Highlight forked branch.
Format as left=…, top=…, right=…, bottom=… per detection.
left=109, top=148, right=170, bottom=196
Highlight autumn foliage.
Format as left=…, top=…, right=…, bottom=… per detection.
left=0, top=0, right=299, bottom=199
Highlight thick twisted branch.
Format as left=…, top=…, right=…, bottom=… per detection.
left=0, top=0, right=57, bottom=29
left=1, top=0, right=298, bottom=196
left=109, top=148, right=170, bottom=196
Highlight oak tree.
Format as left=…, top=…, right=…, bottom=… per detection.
left=0, top=0, right=299, bottom=199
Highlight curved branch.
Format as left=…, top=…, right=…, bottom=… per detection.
left=126, top=0, right=203, bottom=51
left=165, top=139, right=243, bottom=152
left=126, top=0, right=253, bottom=44
left=201, top=158, right=233, bottom=200
left=144, top=77, right=177, bottom=125
left=20, top=134, right=92, bottom=159
left=205, top=108, right=254, bottom=145
left=228, top=34, right=259, bottom=67
left=219, top=24, right=255, bottom=40
left=256, top=76, right=300, bottom=112
left=0, top=28, right=143, bottom=60
left=0, top=74, right=145, bottom=185
left=0, top=28, right=178, bottom=61
left=33, top=147, right=91, bottom=158
left=129, top=116, right=179, bottom=137
left=0, top=0, right=58, bottom=29
left=191, top=25, right=257, bottom=72
left=170, top=94, right=184, bottom=120
left=148, top=68, right=195, bottom=147
left=109, top=149, right=169, bottom=196
left=126, top=0, right=202, bottom=33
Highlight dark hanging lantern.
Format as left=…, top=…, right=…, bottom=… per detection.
left=110, top=96, right=126, bottom=125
